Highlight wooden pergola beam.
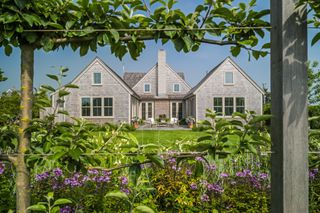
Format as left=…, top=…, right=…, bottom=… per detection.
left=271, top=0, right=308, bottom=212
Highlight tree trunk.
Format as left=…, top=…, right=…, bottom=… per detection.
left=16, top=44, right=34, bottom=213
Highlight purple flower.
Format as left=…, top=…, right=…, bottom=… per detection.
left=207, top=183, right=224, bottom=194
left=35, top=172, right=50, bottom=181
left=195, top=157, right=205, bottom=162
left=207, top=164, right=216, bottom=171
left=121, top=188, right=130, bottom=195
left=220, top=173, right=229, bottom=178
left=120, top=176, right=128, bottom=185
left=201, top=194, right=210, bottom=202
left=310, top=168, right=319, bottom=180
left=88, top=169, right=99, bottom=175
left=168, top=158, right=176, bottom=164
left=186, top=169, right=192, bottom=176
left=200, top=180, right=208, bottom=187
left=243, top=169, right=252, bottom=176
left=60, top=206, right=73, bottom=213
left=259, top=173, right=268, bottom=180
left=53, top=168, right=63, bottom=177
left=190, top=183, right=197, bottom=190
left=0, top=162, right=5, bottom=175
left=236, top=172, right=245, bottom=177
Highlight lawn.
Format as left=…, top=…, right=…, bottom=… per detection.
left=131, top=130, right=207, bottom=146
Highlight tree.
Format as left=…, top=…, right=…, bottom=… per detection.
left=0, top=0, right=274, bottom=211
left=0, top=69, right=7, bottom=82
left=307, top=61, right=320, bottom=105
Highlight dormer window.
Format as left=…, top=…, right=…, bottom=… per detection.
left=224, top=72, right=234, bottom=84
left=173, top=83, right=180, bottom=92
left=93, top=72, right=102, bottom=85
left=144, top=83, right=151, bottom=93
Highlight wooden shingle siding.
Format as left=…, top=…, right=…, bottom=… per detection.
left=133, top=66, right=158, bottom=96
left=194, top=59, right=263, bottom=121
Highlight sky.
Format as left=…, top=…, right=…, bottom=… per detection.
left=0, top=0, right=319, bottom=93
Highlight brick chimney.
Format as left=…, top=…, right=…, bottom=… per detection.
left=157, top=49, right=167, bottom=96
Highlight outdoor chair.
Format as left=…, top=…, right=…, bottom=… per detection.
left=145, top=118, right=156, bottom=127
left=170, top=117, right=179, bottom=127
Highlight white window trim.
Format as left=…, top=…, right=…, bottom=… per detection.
left=170, top=101, right=183, bottom=119
left=213, top=97, right=245, bottom=117
left=80, top=96, right=114, bottom=118
left=173, top=83, right=181, bottom=92
left=92, top=72, right=102, bottom=86
left=224, top=71, right=234, bottom=85
left=143, top=83, right=151, bottom=93
left=141, top=101, right=154, bottom=119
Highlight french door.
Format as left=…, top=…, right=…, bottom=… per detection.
left=141, top=102, right=153, bottom=120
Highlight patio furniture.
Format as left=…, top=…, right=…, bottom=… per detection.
left=169, top=117, right=179, bottom=127
left=145, top=118, right=156, bottom=127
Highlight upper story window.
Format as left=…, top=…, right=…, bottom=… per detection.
left=224, top=72, right=234, bottom=84
left=173, top=83, right=180, bottom=92
left=93, top=72, right=102, bottom=85
left=144, top=83, right=151, bottom=93
left=81, top=97, right=91, bottom=116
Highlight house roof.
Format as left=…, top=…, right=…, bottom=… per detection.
left=123, top=72, right=146, bottom=88
left=185, top=57, right=264, bottom=98
left=124, top=71, right=185, bottom=88
left=51, top=57, right=140, bottom=99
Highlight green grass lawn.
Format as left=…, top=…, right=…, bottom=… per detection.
left=131, top=130, right=207, bottom=146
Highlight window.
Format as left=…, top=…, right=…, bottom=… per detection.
left=141, top=102, right=153, bottom=120
left=224, top=72, right=234, bottom=84
left=148, top=103, right=153, bottom=118
left=236, top=97, right=245, bottom=113
left=213, top=97, right=223, bottom=114
left=58, top=97, right=65, bottom=108
left=225, top=97, right=234, bottom=116
left=81, top=98, right=91, bottom=116
left=93, top=72, right=102, bottom=85
left=81, top=97, right=113, bottom=117
left=104, top=98, right=113, bottom=116
left=93, top=98, right=102, bottom=116
left=142, top=103, right=146, bottom=120
left=144, top=84, right=151, bottom=93
left=171, top=102, right=183, bottom=119
left=173, top=84, right=180, bottom=92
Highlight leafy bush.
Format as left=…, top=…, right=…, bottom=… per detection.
left=0, top=163, right=15, bottom=212
left=309, top=105, right=320, bottom=129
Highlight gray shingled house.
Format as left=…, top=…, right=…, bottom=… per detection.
left=42, top=50, right=264, bottom=123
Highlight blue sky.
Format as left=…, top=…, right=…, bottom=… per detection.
left=0, top=0, right=319, bottom=93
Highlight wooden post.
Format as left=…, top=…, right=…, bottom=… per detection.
left=271, top=0, right=308, bottom=212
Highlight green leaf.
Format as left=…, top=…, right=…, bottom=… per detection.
left=4, top=45, right=12, bottom=56
left=69, top=148, right=82, bottom=160
left=105, top=191, right=129, bottom=200
left=41, top=85, right=55, bottom=92
left=64, top=84, right=79, bottom=89
left=231, top=46, right=241, bottom=57
left=197, top=135, right=212, bottom=142
left=134, top=205, right=155, bottom=213
left=25, top=33, right=38, bottom=43
left=46, top=74, right=59, bottom=82
left=27, top=205, right=46, bottom=211
left=248, top=114, right=272, bottom=124
left=129, top=164, right=141, bottom=186
left=53, top=198, right=72, bottom=206
left=311, top=33, right=320, bottom=46
left=247, top=144, right=257, bottom=154
left=58, top=90, right=70, bottom=98
left=182, top=35, right=193, bottom=51
left=173, top=38, right=184, bottom=52
left=14, top=0, right=26, bottom=9
left=252, top=50, right=260, bottom=60
left=80, top=44, right=89, bottom=56
left=110, top=29, right=120, bottom=42
left=57, top=110, right=69, bottom=115
left=147, top=154, right=164, bottom=168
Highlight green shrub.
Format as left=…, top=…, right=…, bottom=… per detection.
left=309, top=105, right=320, bottom=129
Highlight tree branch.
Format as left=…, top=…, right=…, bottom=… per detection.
left=0, top=153, right=17, bottom=164
left=200, top=4, right=213, bottom=29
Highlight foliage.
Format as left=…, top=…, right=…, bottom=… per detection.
left=0, top=163, right=15, bottom=212
left=307, top=61, right=320, bottom=105
left=0, top=0, right=270, bottom=59
left=191, top=109, right=271, bottom=159
left=0, top=69, right=7, bottom=82
left=309, top=105, right=320, bottom=129
left=28, top=192, right=72, bottom=213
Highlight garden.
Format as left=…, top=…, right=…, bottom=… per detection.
left=1, top=0, right=320, bottom=212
